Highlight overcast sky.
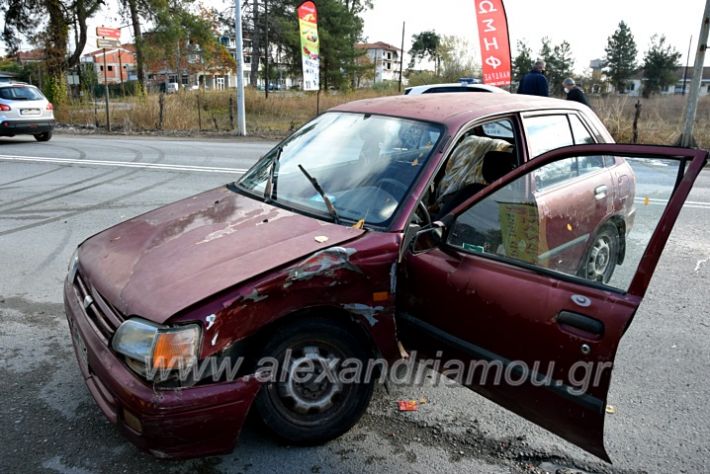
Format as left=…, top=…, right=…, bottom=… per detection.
left=360, top=0, right=707, bottom=74
left=2, top=0, right=707, bottom=74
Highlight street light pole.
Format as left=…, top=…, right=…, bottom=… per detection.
left=234, top=0, right=247, bottom=135
left=680, top=0, right=710, bottom=147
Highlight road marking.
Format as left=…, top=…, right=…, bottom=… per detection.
left=635, top=197, right=710, bottom=210
left=0, top=154, right=249, bottom=174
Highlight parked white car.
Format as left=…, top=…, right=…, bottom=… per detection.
left=165, top=82, right=180, bottom=94
left=0, top=83, right=55, bottom=141
left=404, top=83, right=509, bottom=95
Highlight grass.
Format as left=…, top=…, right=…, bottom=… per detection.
left=55, top=88, right=710, bottom=148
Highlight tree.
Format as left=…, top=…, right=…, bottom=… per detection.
left=604, top=21, right=638, bottom=93
left=143, top=0, right=222, bottom=87
left=1, top=0, right=103, bottom=103
left=438, top=35, right=480, bottom=82
left=120, top=0, right=152, bottom=93
left=641, top=35, right=681, bottom=98
left=512, top=40, right=533, bottom=82
left=409, top=30, right=442, bottom=75
left=540, top=38, right=574, bottom=96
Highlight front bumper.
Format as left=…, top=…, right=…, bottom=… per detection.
left=63, top=277, right=261, bottom=459
left=0, top=119, right=54, bottom=135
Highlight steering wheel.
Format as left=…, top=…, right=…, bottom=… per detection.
left=377, top=178, right=408, bottom=198
left=417, top=200, right=433, bottom=227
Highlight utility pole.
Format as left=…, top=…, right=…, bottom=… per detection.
left=118, top=49, right=125, bottom=97
left=264, top=0, right=269, bottom=99
left=398, top=21, right=405, bottom=92
left=102, top=48, right=111, bottom=132
left=682, top=35, right=693, bottom=96
left=680, top=0, right=710, bottom=148
left=234, top=0, right=247, bottom=135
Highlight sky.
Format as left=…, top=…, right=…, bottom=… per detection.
left=2, top=0, right=707, bottom=74
left=360, top=0, right=707, bottom=74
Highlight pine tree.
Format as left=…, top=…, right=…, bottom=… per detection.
left=642, top=35, right=681, bottom=97
left=512, top=40, right=533, bottom=83
left=604, top=21, right=638, bottom=93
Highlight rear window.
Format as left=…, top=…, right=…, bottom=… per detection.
left=0, top=86, right=45, bottom=101
left=422, top=86, right=488, bottom=94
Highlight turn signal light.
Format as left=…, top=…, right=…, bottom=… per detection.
left=152, top=326, right=200, bottom=370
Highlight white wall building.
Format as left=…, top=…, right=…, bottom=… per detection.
left=359, top=41, right=403, bottom=84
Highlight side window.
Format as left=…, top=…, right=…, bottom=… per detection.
left=447, top=154, right=684, bottom=292
left=569, top=115, right=595, bottom=145
left=577, top=156, right=605, bottom=175
left=523, top=115, right=573, bottom=158
left=433, top=118, right=519, bottom=214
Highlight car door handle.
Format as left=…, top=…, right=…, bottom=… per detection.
left=556, top=311, right=604, bottom=336
left=594, top=185, right=608, bottom=200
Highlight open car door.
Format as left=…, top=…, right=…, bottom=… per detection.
left=397, top=144, right=708, bottom=462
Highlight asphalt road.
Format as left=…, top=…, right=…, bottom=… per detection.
left=1, top=134, right=709, bottom=474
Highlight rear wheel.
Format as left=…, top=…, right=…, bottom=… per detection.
left=579, top=224, right=619, bottom=283
left=34, top=131, right=52, bottom=142
left=253, top=318, right=374, bottom=445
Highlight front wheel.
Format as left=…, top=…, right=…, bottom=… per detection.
left=579, top=224, right=619, bottom=283
left=34, top=131, right=52, bottom=142
left=252, top=318, right=374, bottom=445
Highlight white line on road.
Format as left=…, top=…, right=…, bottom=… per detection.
left=0, top=154, right=248, bottom=174
left=635, top=197, right=710, bottom=210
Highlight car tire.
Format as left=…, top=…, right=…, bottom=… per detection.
left=579, top=224, right=619, bottom=284
left=34, top=131, right=52, bottom=142
left=252, top=317, right=374, bottom=445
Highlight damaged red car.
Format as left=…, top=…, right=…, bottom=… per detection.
left=64, top=93, right=708, bottom=461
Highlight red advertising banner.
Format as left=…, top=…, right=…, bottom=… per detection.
left=297, top=1, right=320, bottom=91
left=96, top=27, right=121, bottom=39
left=474, top=0, right=511, bottom=86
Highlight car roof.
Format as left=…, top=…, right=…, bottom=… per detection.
left=331, top=93, right=591, bottom=131
left=405, top=83, right=507, bottom=94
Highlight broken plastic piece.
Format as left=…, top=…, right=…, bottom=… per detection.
left=397, top=400, right=418, bottom=412
left=352, top=219, right=365, bottom=229
left=605, top=404, right=616, bottom=414
left=314, top=235, right=329, bottom=243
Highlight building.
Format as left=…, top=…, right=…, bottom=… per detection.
left=625, top=66, right=710, bottom=97
left=81, top=46, right=137, bottom=84
left=357, top=41, right=403, bottom=85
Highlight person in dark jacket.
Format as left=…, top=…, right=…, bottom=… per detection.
left=563, top=78, right=590, bottom=107
left=517, top=60, right=548, bottom=96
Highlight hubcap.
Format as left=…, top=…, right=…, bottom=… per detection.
left=587, top=236, right=611, bottom=280
left=278, top=345, right=342, bottom=414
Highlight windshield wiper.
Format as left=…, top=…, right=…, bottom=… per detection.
left=264, top=146, right=282, bottom=202
left=297, top=164, right=340, bottom=224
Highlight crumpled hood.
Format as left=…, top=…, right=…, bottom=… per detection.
left=78, top=186, right=364, bottom=323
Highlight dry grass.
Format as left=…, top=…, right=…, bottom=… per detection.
left=55, top=89, right=709, bottom=148
left=590, top=94, right=710, bottom=148
left=55, top=88, right=397, bottom=137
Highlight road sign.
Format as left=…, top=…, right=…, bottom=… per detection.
left=97, top=38, right=121, bottom=49
left=96, top=26, right=120, bottom=39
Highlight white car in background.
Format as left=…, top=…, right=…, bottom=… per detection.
left=404, top=82, right=509, bottom=95
left=0, top=83, right=55, bottom=142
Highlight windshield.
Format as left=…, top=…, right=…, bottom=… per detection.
left=237, top=112, right=443, bottom=228
left=0, top=86, right=45, bottom=101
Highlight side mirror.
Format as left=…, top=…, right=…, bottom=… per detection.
left=411, top=222, right=445, bottom=253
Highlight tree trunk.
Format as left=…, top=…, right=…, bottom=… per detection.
left=249, top=0, right=262, bottom=87
left=127, top=0, right=146, bottom=91
left=45, top=0, right=68, bottom=76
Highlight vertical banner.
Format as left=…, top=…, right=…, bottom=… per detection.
left=474, top=0, right=511, bottom=86
left=298, top=1, right=320, bottom=91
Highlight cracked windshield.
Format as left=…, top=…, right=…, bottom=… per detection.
left=238, top=112, right=442, bottom=227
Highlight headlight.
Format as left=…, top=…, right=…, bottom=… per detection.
left=112, top=318, right=201, bottom=377
left=67, top=249, right=79, bottom=283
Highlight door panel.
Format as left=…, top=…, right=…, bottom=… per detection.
left=398, top=144, right=708, bottom=461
